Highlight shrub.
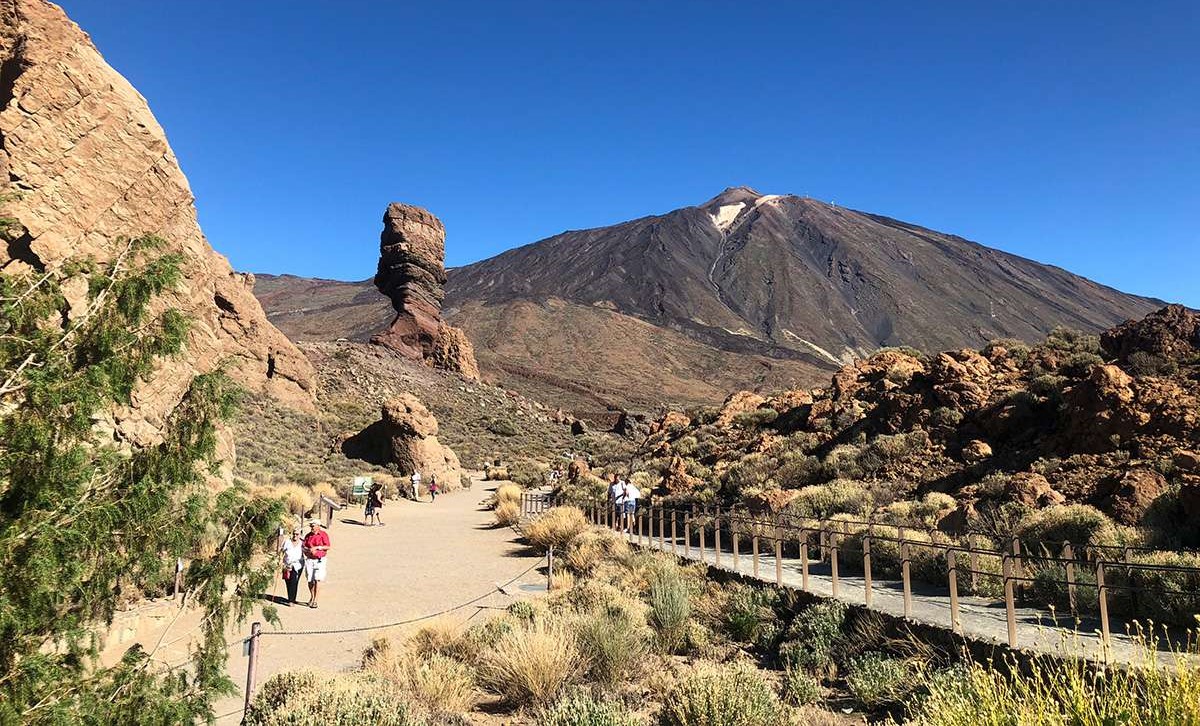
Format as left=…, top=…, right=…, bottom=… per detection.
left=779, top=600, right=846, bottom=676
left=361, top=636, right=476, bottom=716
left=575, top=606, right=650, bottom=688
left=782, top=668, right=822, bottom=706
left=846, top=652, right=915, bottom=707
left=859, top=431, right=930, bottom=475
left=244, top=671, right=421, bottom=725
left=732, top=408, right=778, bottom=429
left=494, top=483, right=523, bottom=506
left=509, top=459, right=548, bottom=488
left=540, top=691, right=641, bottom=726
left=494, top=500, right=520, bottom=527
left=1126, top=351, right=1177, bottom=377
left=1015, top=504, right=1116, bottom=546
left=274, top=483, right=315, bottom=516
left=648, top=571, right=692, bottom=654
left=1063, top=351, right=1105, bottom=377
left=657, top=661, right=783, bottom=726
left=722, top=453, right=777, bottom=498
left=525, top=507, right=590, bottom=551
left=1044, top=327, right=1102, bottom=356
left=564, top=528, right=631, bottom=573
left=785, top=480, right=872, bottom=519
left=929, top=407, right=963, bottom=428
left=721, top=582, right=779, bottom=647
left=477, top=618, right=582, bottom=706
left=486, top=466, right=511, bottom=481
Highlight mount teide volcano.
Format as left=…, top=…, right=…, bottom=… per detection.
left=256, top=187, right=1160, bottom=410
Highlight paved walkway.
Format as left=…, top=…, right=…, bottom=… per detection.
left=621, top=526, right=1172, bottom=666
left=190, top=481, right=544, bottom=724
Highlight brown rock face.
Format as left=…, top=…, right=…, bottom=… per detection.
left=715, top=391, right=767, bottom=427
left=0, top=0, right=314, bottom=446
left=1095, top=469, right=1167, bottom=525
left=1102, top=305, right=1200, bottom=363
left=340, top=393, right=465, bottom=490
left=371, top=203, right=479, bottom=379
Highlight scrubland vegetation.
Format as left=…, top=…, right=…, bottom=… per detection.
left=250, top=507, right=1200, bottom=724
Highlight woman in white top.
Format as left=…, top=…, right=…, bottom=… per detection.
left=280, top=529, right=304, bottom=606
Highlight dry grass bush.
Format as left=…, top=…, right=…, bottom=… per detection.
left=309, top=481, right=338, bottom=504
left=494, top=483, right=522, bottom=507
left=494, top=501, right=521, bottom=527
left=784, top=479, right=872, bottom=519
left=361, top=637, right=477, bottom=717
left=244, top=670, right=421, bottom=726
left=271, top=483, right=314, bottom=516
left=477, top=617, right=583, bottom=707
left=845, top=651, right=916, bottom=707
left=575, top=605, right=651, bottom=688
left=407, top=620, right=468, bottom=660
left=524, top=506, right=590, bottom=551
left=1015, top=504, right=1118, bottom=546
left=552, top=568, right=577, bottom=591
left=657, top=660, right=784, bottom=726
left=508, top=458, right=548, bottom=488
left=648, top=569, right=692, bottom=654
left=564, top=528, right=632, bottom=573
left=485, top=466, right=511, bottom=481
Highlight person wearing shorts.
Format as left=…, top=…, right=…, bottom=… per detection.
left=622, top=480, right=641, bottom=533
left=302, top=520, right=331, bottom=608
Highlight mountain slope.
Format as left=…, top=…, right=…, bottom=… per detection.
left=255, top=187, right=1161, bottom=411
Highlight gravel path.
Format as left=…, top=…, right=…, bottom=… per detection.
left=211, top=480, right=544, bottom=724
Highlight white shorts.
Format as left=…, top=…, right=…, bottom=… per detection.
left=304, top=558, right=327, bottom=583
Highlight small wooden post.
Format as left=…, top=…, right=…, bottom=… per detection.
left=243, top=622, right=262, bottom=713
left=1063, top=542, right=1077, bottom=615
left=547, top=545, right=555, bottom=590
left=714, top=509, right=723, bottom=567
left=900, top=530, right=912, bottom=618
left=1011, top=536, right=1024, bottom=605
left=830, top=523, right=840, bottom=597
left=671, top=510, right=678, bottom=555
left=698, top=509, right=706, bottom=563
left=732, top=523, right=741, bottom=572
left=173, top=557, right=184, bottom=601
left=1124, top=546, right=1136, bottom=614
left=752, top=533, right=760, bottom=578
left=684, top=508, right=692, bottom=558
left=799, top=530, right=810, bottom=591
left=947, top=548, right=960, bottom=633
left=1097, top=560, right=1111, bottom=657
left=774, top=528, right=783, bottom=585
left=862, top=532, right=873, bottom=608
left=1003, top=555, right=1017, bottom=648
left=658, top=507, right=665, bottom=549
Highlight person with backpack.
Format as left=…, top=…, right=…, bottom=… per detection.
left=428, top=474, right=439, bottom=502
left=365, top=482, right=384, bottom=526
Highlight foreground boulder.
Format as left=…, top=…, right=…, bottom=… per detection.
left=341, top=394, right=465, bottom=490
left=370, top=203, right=479, bottom=379
left=0, top=0, right=315, bottom=446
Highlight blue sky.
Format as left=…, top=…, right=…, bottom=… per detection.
left=61, top=1, right=1198, bottom=306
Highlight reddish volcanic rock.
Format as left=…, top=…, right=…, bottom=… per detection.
left=1102, top=305, right=1200, bottom=363
left=1095, top=468, right=1167, bottom=525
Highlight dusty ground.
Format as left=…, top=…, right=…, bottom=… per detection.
left=203, top=478, right=545, bottom=724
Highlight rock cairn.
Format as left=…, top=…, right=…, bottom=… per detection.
left=371, top=203, right=479, bottom=380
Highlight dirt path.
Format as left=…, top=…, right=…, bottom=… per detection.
left=206, top=480, right=543, bottom=724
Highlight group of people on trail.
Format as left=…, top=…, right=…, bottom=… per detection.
left=279, top=519, right=331, bottom=608
left=365, top=472, right=440, bottom=526
left=407, top=471, right=440, bottom=503
left=609, top=473, right=642, bottom=532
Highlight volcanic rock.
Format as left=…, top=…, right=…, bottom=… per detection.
left=1175, top=450, right=1200, bottom=472
left=1095, top=468, right=1167, bottom=525
left=961, top=440, right=993, bottom=465
left=371, top=203, right=478, bottom=379
left=715, top=391, right=767, bottom=427
left=1102, top=305, right=1200, bottom=363
left=1007, top=473, right=1066, bottom=508
left=340, top=393, right=465, bottom=489
left=0, top=0, right=315, bottom=448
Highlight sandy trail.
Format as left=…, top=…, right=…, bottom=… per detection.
left=208, top=480, right=543, bottom=724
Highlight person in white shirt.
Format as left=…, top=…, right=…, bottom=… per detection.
left=621, top=480, right=641, bottom=533
left=608, top=474, right=624, bottom=527
left=410, top=471, right=422, bottom=501
left=279, top=528, right=304, bottom=606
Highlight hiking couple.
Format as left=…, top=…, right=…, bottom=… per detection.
left=609, top=473, right=641, bottom=532
left=365, top=481, right=385, bottom=526
left=280, top=519, right=331, bottom=608
left=409, top=471, right=439, bottom=502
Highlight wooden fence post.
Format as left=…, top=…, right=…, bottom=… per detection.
left=800, top=529, right=810, bottom=591
left=900, top=535, right=912, bottom=618
left=1097, top=559, right=1111, bottom=657
left=1003, top=554, right=1017, bottom=648
left=698, top=508, right=706, bottom=563
left=752, top=533, right=760, bottom=578
left=243, top=622, right=262, bottom=714
left=967, top=533, right=978, bottom=595
left=830, top=522, right=840, bottom=598
left=732, top=522, right=741, bottom=572
left=1011, top=536, right=1024, bottom=605
left=658, top=507, right=665, bottom=549
left=775, top=526, right=783, bottom=586
left=714, top=509, right=722, bottom=568
left=863, top=530, right=873, bottom=608
left=1063, top=542, right=1077, bottom=615
left=547, top=545, right=555, bottom=590
left=671, top=510, right=678, bottom=555
left=947, top=548, right=960, bottom=633
left=684, top=508, right=692, bottom=558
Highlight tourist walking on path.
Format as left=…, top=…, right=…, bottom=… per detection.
left=621, top=479, right=641, bottom=533
left=609, top=474, right=624, bottom=526
left=365, top=482, right=384, bottom=526
left=428, top=474, right=439, bottom=502
left=302, top=520, right=331, bottom=609
left=410, top=471, right=422, bottom=501
left=280, top=528, right=304, bottom=605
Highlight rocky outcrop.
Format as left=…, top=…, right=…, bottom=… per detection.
left=1102, top=304, right=1200, bottom=364
left=370, top=203, right=479, bottom=379
left=340, top=393, right=465, bottom=489
left=0, top=0, right=315, bottom=447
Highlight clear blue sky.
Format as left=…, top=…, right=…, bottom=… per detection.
left=61, top=1, right=1198, bottom=306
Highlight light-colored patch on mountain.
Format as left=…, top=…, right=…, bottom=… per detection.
left=709, top=202, right=746, bottom=231
left=783, top=330, right=845, bottom=366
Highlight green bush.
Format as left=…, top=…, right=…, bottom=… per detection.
left=576, top=606, right=649, bottom=687
left=648, top=571, right=692, bottom=654
left=1063, top=351, right=1105, bottom=377
left=657, top=661, right=784, bottom=726
left=721, top=583, right=779, bottom=647
left=541, top=691, right=641, bottom=726
left=1126, top=351, right=1177, bottom=377
left=846, top=652, right=915, bottom=707
left=245, top=671, right=423, bottom=725
left=782, top=668, right=822, bottom=706
left=778, top=600, right=846, bottom=675
left=784, top=480, right=872, bottom=519
left=1015, top=504, right=1116, bottom=546
left=732, top=408, right=778, bottom=429
left=508, top=459, right=547, bottom=488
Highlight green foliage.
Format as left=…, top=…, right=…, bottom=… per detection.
left=1125, top=351, right=1178, bottom=377
left=656, top=661, right=783, bottom=726
left=1062, top=351, right=1105, bottom=377
left=245, top=671, right=424, bottom=726
left=721, top=583, right=779, bottom=647
left=781, top=668, right=822, bottom=706
left=575, top=605, right=649, bottom=688
left=508, top=458, right=547, bottom=488
left=731, top=408, right=778, bottom=429
left=648, top=570, right=692, bottom=654
left=1043, top=327, right=1102, bottom=356
left=778, top=601, right=846, bottom=676
left=846, top=652, right=915, bottom=707
left=540, top=691, right=641, bottom=726
left=784, top=480, right=872, bottom=519
left=0, top=238, right=283, bottom=724
left=1014, top=504, right=1116, bottom=546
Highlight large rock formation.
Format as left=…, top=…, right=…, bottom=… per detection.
left=340, top=393, right=465, bottom=490
left=0, top=0, right=315, bottom=445
left=370, top=203, right=479, bottom=379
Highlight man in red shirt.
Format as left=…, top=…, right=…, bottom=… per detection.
left=302, top=520, right=331, bottom=609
